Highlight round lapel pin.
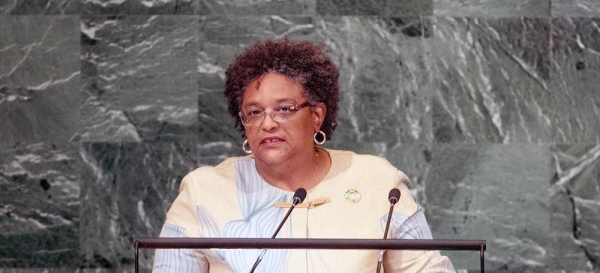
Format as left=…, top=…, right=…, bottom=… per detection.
left=344, top=188, right=361, bottom=203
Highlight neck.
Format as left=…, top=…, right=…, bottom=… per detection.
left=255, top=148, right=326, bottom=191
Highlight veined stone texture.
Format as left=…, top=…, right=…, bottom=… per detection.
left=199, top=0, right=316, bottom=15
left=0, top=0, right=79, bottom=14
left=0, top=143, right=82, bottom=267
left=550, top=144, right=600, bottom=271
left=552, top=0, right=600, bottom=17
left=426, top=144, right=552, bottom=271
left=430, top=17, right=553, bottom=144
left=434, top=0, right=551, bottom=17
left=316, top=0, right=432, bottom=16
left=1, top=0, right=600, bottom=272
left=550, top=18, right=600, bottom=143
left=82, top=0, right=199, bottom=14
left=76, top=141, right=234, bottom=268
left=0, top=16, right=83, bottom=150
left=78, top=15, right=200, bottom=143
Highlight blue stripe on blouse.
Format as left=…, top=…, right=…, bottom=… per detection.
left=153, top=223, right=202, bottom=272
left=218, top=159, right=293, bottom=272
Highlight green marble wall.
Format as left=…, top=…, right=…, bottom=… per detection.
left=1, top=0, right=599, bottom=272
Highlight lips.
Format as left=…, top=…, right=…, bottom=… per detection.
left=260, top=136, right=285, bottom=145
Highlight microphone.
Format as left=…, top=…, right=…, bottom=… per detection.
left=388, top=188, right=400, bottom=206
left=375, top=188, right=401, bottom=273
left=292, top=188, right=307, bottom=205
left=249, top=188, right=307, bottom=273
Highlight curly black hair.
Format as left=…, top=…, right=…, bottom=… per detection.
left=223, top=38, right=340, bottom=140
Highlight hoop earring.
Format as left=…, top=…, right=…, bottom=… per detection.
left=314, top=131, right=326, bottom=145
left=242, top=139, right=252, bottom=154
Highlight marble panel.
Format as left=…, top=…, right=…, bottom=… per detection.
left=552, top=0, right=600, bottom=17
left=82, top=0, right=198, bottom=15
left=425, top=144, right=552, bottom=271
left=79, top=15, right=200, bottom=143
left=433, top=0, right=550, bottom=17
left=0, top=0, right=78, bottom=14
left=381, top=142, right=433, bottom=202
left=3, top=8, right=598, bottom=272
left=198, top=16, right=317, bottom=145
left=428, top=18, right=588, bottom=144
left=549, top=144, right=600, bottom=271
left=77, top=140, right=239, bottom=269
left=316, top=0, right=432, bottom=16
left=198, top=0, right=315, bottom=15
left=199, top=16, right=432, bottom=148
left=319, top=17, right=434, bottom=148
left=0, top=16, right=83, bottom=149
left=550, top=18, right=600, bottom=142
left=0, top=143, right=82, bottom=267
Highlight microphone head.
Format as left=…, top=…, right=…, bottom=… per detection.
left=388, top=188, right=401, bottom=205
left=292, top=188, right=307, bottom=205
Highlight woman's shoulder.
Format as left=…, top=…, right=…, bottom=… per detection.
left=184, top=155, right=253, bottom=182
left=326, top=148, right=412, bottom=187
left=326, top=149, right=397, bottom=169
left=325, top=149, right=402, bottom=185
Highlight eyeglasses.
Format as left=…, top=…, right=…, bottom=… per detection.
left=239, top=101, right=312, bottom=127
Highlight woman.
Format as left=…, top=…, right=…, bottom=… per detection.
left=153, top=38, right=455, bottom=272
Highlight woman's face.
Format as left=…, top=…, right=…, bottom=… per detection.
left=241, top=72, right=325, bottom=166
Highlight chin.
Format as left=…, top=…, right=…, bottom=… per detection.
left=254, top=149, right=289, bottom=165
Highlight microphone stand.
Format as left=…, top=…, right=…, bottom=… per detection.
left=249, top=203, right=297, bottom=273
left=249, top=188, right=306, bottom=273
left=376, top=189, right=400, bottom=273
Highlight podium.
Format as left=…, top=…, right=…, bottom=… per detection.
left=134, top=237, right=486, bottom=272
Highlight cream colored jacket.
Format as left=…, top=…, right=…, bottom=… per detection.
left=154, top=149, right=455, bottom=273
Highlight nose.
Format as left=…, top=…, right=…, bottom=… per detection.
left=260, top=112, right=280, bottom=131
